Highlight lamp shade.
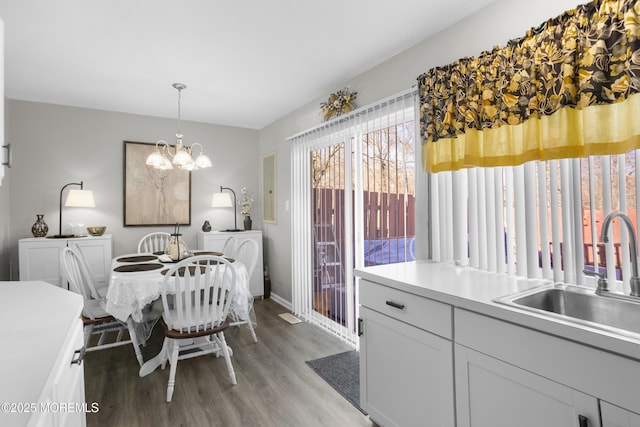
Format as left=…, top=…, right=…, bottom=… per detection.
left=65, top=189, right=95, bottom=207
left=212, top=192, right=233, bottom=208
left=195, top=153, right=213, bottom=168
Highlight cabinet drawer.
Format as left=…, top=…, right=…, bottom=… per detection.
left=360, top=279, right=452, bottom=339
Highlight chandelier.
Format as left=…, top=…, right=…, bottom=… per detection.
left=145, top=83, right=212, bottom=171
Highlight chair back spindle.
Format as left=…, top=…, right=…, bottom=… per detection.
left=138, top=232, right=171, bottom=253
left=232, top=239, right=259, bottom=278
left=161, top=256, right=236, bottom=334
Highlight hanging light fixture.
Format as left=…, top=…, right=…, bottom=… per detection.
left=145, top=83, right=212, bottom=171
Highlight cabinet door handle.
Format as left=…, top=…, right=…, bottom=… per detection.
left=357, top=318, right=363, bottom=336
left=385, top=300, right=405, bottom=310
left=578, top=414, right=588, bottom=427
left=71, top=346, right=85, bottom=366
left=2, top=144, right=11, bottom=167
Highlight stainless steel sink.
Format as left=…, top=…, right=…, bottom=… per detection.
left=494, top=284, right=640, bottom=337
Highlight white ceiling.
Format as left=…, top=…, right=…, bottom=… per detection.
left=0, top=0, right=497, bottom=129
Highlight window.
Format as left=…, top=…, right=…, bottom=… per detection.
left=429, top=151, right=640, bottom=294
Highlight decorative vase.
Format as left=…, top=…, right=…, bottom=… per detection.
left=243, top=215, right=252, bottom=231
left=31, top=214, right=48, bottom=237
left=165, top=233, right=190, bottom=261
left=202, top=220, right=212, bottom=232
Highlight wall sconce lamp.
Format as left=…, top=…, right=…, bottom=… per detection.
left=211, top=186, right=241, bottom=232
left=49, top=181, right=95, bottom=238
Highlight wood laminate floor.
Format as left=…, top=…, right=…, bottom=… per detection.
left=84, top=298, right=374, bottom=427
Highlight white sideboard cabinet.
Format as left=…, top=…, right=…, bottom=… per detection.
left=19, top=235, right=113, bottom=289
left=197, top=230, right=264, bottom=297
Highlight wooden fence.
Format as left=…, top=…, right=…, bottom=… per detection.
left=313, top=188, right=416, bottom=240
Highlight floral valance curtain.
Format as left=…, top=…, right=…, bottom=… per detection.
left=418, top=0, right=640, bottom=173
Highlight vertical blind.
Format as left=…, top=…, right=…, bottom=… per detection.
left=289, top=89, right=417, bottom=345
left=430, top=151, right=640, bottom=294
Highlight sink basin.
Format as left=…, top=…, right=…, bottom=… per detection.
left=494, top=284, right=640, bottom=338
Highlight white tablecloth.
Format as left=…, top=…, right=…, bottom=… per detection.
left=105, top=253, right=253, bottom=329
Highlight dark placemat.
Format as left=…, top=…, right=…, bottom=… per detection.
left=191, top=250, right=223, bottom=256
left=117, top=255, right=158, bottom=263
left=114, top=263, right=163, bottom=273
left=194, top=257, right=235, bottom=265
left=161, top=265, right=208, bottom=276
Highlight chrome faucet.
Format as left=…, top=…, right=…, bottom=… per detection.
left=600, top=211, right=640, bottom=297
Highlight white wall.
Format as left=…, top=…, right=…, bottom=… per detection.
left=258, top=0, right=582, bottom=303
left=6, top=100, right=259, bottom=279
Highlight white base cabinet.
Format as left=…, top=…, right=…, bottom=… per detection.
left=359, top=280, right=454, bottom=427
left=356, top=262, right=640, bottom=427
left=31, top=318, right=86, bottom=427
left=19, top=235, right=112, bottom=289
left=197, top=230, right=264, bottom=297
left=455, top=344, right=599, bottom=427
left=601, top=401, right=640, bottom=427
left=0, top=282, right=86, bottom=427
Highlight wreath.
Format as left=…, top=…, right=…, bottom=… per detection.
left=320, top=88, right=357, bottom=121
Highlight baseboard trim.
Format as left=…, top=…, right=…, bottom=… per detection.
left=268, top=292, right=292, bottom=311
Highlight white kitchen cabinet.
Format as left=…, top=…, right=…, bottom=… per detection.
left=0, top=281, right=86, bottom=427
left=19, top=235, right=112, bottom=289
left=455, top=307, right=640, bottom=427
left=356, top=262, right=640, bottom=427
left=455, top=344, right=599, bottom=427
left=600, top=401, right=640, bottom=427
left=359, top=280, right=454, bottom=427
left=197, top=230, right=264, bottom=297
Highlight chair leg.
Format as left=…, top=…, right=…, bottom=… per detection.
left=160, top=338, right=169, bottom=370
left=217, top=332, right=237, bottom=385
left=126, top=318, right=144, bottom=367
left=246, top=320, right=258, bottom=343
left=166, top=339, right=180, bottom=402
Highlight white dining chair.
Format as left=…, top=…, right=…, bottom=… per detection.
left=230, top=238, right=259, bottom=342
left=61, top=246, right=144, bottom=365
left=157, top=255, right=238, bottom=401
left=137, top=232, right=171, bottom=254
left=68, top=241, right=108, bottom=298
left=221, top=235, right=238, bottom=256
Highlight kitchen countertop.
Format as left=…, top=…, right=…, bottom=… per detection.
left=355, top=260, right=640, bottom=361
left=0, top=281, right=83, bottom=426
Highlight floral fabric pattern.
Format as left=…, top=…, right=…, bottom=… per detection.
left=418, top=0, right=640, bottom=172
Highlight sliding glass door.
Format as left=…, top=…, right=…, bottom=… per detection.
left=291, top=90, right=417, bottom=345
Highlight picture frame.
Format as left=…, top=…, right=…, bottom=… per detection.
left=123, top=141, right=191, bottom=226
left=262, top=152, right=276, bottom=224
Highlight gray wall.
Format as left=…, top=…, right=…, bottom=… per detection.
left=5, top=100, right=259, bottom=279
left=258, top=0, right=581, bottom=304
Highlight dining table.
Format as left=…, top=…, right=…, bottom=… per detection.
left=103, top=250, right=254, bottom=374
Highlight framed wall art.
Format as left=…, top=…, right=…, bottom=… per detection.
left=123, top=141, right=191, bottom=226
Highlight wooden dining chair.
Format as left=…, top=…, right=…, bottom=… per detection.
left=61, top=246, right=144, bottom=365
left=137, top=232, right=171, bottom=254
left=229, top=238, right=260, bottom=342
left=157, top=255, right=238, bottom=402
